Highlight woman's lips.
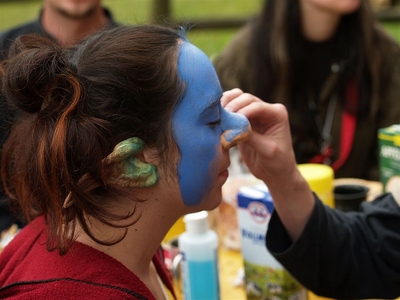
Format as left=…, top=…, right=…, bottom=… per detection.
left=219, top=169, right=229, bottom=178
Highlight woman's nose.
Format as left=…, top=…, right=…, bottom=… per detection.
left=220, top=110, right=252, bottom=150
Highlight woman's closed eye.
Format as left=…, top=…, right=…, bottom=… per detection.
left=208, top=119, right=221, bottom=128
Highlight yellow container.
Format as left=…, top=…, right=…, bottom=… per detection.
left=298, top=164, right=334, bottom=300
left=163, top=216, right=185, bottom=243
left=298, top=164, right=334, bottom=208
left=307, top=293, right=333, bottom=300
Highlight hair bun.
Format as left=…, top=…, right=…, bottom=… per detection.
left=2, top=34, right=70, bottom=114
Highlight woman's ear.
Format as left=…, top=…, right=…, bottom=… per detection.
left=63, top=138, right=158, bottom=209
left=103, top=137, right=159, bottom=188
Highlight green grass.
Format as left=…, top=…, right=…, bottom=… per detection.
left=1, top=1, right=400, bottom=57
left=0, top=0, right=263, bottom=57
left=381, top=22, right=400, bottom=42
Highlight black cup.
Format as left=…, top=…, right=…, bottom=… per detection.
left=334, top=184, right=369, bottom=212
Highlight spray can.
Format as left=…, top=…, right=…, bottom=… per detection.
left=178, top=211, right=220, bottom=300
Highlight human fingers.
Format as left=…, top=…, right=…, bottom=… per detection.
left=237, top=102, right=288, bottom=129
left=221, top=90, right=286, bottom=123
left=220, top=88, right=244, bottom=107
left=237, top=102, right=294, bottom=172
left=239, top=127, right=297, bottom=184
left=227, top=99, right=289, bottom=141
left=241, top=131, right=277, bottom=156
left=222, top=91, right=263, bottom=113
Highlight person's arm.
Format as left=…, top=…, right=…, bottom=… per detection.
left=222, top=89, right=400, bottom=299
left=221, top=88, right=314, bottom=241
left=267, top=193, right=400, bottom=299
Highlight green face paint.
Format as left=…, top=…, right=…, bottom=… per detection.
left=63, top=137, right=158, bottom=209
left=104, top=137, right=158, bottom=188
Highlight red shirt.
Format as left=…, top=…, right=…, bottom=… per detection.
left=0, top=216, right=175, bottom=299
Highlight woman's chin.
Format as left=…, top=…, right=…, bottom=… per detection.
left=189, top=191, right=223, bottom=213
left=206, top=191, right=224, bottom=211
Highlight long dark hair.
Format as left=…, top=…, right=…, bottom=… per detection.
left=0, top=25, right=185, bottom=254
left=250, top=0, right=387, bottom=117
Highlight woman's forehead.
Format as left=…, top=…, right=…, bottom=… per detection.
left=176, top=41, right=223, bottom=112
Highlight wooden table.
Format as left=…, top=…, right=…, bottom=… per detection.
left=219, top=247, right=246, bottom=300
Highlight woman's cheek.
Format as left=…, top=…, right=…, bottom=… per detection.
left=177, top=132, right=221, bottom=206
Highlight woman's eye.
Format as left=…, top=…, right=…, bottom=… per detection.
left=208, top=119, right=221, bottom=127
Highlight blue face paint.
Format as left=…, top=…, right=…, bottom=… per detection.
left=172, top=42, right=251, bottom=206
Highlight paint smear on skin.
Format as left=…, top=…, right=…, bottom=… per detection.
left=221, top=125, right=251, bottom=149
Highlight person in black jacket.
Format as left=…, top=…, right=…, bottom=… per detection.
left=222, top=88, right=400, bottom=299
left=0, top=0, right=118, bottom=232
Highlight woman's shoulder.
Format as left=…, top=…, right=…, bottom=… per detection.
left=0, top=277, right=153, bottom=299
left=0, top=216, right=157, bottom=299
left=373, top=23, right=400, bottom=61
left=213, top=20, right=256, bottom=65
left=213, top=20, right=257, bottom=91
left=226, top=21, right=255, bottom=49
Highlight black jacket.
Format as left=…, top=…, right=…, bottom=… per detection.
left=267, top=193, right=400, bottom=299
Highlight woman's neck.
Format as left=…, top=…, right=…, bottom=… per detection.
left=299, top=2, right=341, bottom=42
left=75, top=216, right=163, bottom=273
left=74, top=196, right=181, bottom=275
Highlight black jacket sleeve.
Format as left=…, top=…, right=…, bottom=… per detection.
left=266, top=193, right=400, bottom=299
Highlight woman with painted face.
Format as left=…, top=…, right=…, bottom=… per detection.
left=222, top=88, right=400, bottom=299
left=0, top=25, right=251, bottom=299
left=214, top=0, right=400, bottom=180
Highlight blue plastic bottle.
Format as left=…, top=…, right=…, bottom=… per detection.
left=178, top=211, right=220, bottom=300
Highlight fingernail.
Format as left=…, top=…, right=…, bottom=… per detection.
left=225, top=106, right=233, bottom=112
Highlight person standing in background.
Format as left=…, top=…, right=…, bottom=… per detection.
left=0, top=0, right=117, bottom=232
left=214, top=0, right=400, bottom=180
left=0, top=0, right=117, bottom=58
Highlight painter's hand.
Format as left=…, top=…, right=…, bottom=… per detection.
left=221, top=89, right=297, bottom=183
left=222, top=89, right=315, bottom=241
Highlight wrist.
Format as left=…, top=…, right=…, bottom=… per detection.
left=264, top=166, right=314, bottom=241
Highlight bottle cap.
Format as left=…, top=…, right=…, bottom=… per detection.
left=183, top=211, right=208, bottom=235
left=297, top=163, right=334, bottom=208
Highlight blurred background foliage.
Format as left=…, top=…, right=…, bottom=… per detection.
left=0, top=0, right=400, bottom=57
left=0, top=0, right=263, bottom=57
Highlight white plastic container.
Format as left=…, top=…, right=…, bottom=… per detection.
left=178, top=211, right=220, bottom=300
left=237, top=184, right=306, bottom=300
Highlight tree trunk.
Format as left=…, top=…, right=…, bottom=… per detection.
left=151, top=0, right=170, bottom=24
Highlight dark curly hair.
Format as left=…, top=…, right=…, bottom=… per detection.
left=0, top=25, right=186, bottom=254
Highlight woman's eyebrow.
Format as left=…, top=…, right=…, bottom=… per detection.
left=199, top=94, right=222, bottom=117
